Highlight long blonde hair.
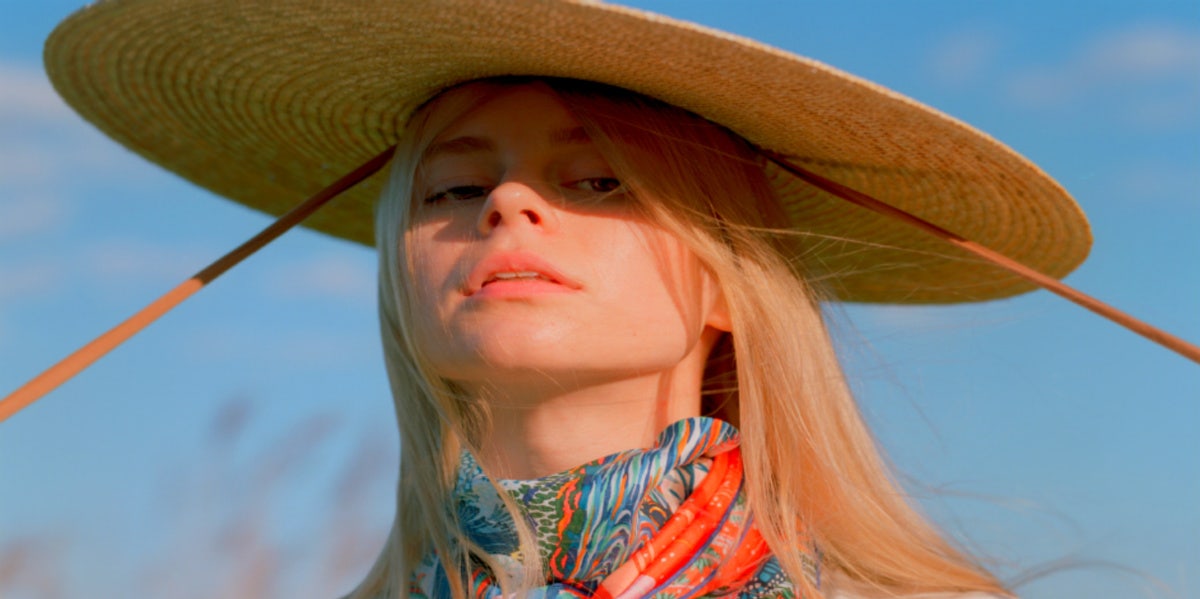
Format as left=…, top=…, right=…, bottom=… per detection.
left=348, top=77, right=1010, bottom=599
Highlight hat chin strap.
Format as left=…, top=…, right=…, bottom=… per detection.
left=762, top=150, right=1200, bottom=366
left=1, top=145, right=1195, bottom=423
left=0, top=146, right=396, bottom=423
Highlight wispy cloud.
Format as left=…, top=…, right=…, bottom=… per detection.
left=264, top=254, right=375, bottom=303
left=0, top=258, right=66, bottom=302
left=1006, top=23, right=1200, bottom=129
left=1111, top=161, right=1200, bottom=207
left=841, top=302, right=1039, bottom=347
left=1085, top=24, right=1200, bottom=78
left=0, top=238, right=207, bottom=307
left=84, top=238, right=208, bottom=282
left=182, top=326, right=374, bottom=370
left=0, top=61, right=74, bottom=123
left=929, top=28, right=1001, bottom=86
left=0, top=63, right=79, bottom=240
left=0, top=192, right=70, bottom=241
left=0, top=60, right=162, bottom=190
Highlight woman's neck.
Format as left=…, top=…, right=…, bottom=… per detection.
left=472, top=368, right=704, bottom=480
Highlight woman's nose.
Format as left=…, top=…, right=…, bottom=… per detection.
left=476, top=181, right=561, bottom=235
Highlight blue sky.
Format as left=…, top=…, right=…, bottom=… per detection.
left=1, top=1, right=1198, bottom=598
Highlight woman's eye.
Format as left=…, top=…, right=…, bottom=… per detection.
left=566, top=177, right=623, bottom=194
left=424, top=185, right=491, bottom=204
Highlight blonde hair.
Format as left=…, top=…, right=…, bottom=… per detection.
left=348, top=78, right=1010, bottom=599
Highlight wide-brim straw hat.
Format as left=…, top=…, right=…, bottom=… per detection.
left=44, top=0, right=1091, bottom=304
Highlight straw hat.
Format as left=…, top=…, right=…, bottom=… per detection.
left=44, top=0, right=1091, bottom=304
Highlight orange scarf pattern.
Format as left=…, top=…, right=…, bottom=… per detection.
left=412, top=418, right=812, bottom=598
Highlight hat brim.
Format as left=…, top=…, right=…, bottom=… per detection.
left=44, top=0, right=1091, bottom=303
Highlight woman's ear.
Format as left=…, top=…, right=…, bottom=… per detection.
left=705, top=284, right=732, bottom=333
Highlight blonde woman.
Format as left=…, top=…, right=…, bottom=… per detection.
left=28, top=0, right=1192, bottom=598
left=355, top=76, right=1020, bottom=598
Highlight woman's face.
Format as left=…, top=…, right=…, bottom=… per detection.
left=405, top=84, right=729, bottom=395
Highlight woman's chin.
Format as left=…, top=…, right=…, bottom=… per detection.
left=434, top=350, right=687, bottom=392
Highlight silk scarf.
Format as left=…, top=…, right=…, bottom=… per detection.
left=410, top=418, right=815, bottom=598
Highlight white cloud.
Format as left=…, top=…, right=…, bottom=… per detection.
left=842, top=302, right=1036, bottom=344
left=0, top=60, right=162, bottom=190
left=0, top=259, right=66, bottom=302
left=848, top=305, right=958, bottom=336
left=182, top=326, right=372, bottom=369
left=0, top=145, right=59, bottom=182
left=1007, top=68, right=1074, bottom=107
left=264, top=254, right=375, bottom=303
left=1006, top=23, right=1200, bottom=128
left=0, top=61, right=74, bottom=123
left=1112, top=162, right=1200, bottom=207
left=0, top=193, right=70, bottom=241
left=0, top=238, right=210, bottom=306
left=1085, top=24, right=1200, bottom=78
left=85, top=239, right=208, bottom=281
left=929, top=29, right=1000, bottom=85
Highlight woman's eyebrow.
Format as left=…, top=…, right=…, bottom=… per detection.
left=421, top=127, right=594, bottom=164
left=422, top=136, right=494, bottom=162
left=549, top=126, right=591, bottom=145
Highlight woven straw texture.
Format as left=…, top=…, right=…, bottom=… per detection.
left=44, top=0, right=1091, bottom=303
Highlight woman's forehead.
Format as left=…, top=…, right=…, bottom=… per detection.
left=419, top=83, right=599, bottom=163
left=427, top=83, right=574, bottom=132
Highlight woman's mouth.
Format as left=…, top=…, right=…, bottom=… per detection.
left=466, top=252, right=582, bottom=298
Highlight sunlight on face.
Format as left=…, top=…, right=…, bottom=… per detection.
left=404, top=84, right=729, bottom=398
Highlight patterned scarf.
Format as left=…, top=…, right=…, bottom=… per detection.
left=410, top=418, right=814, bottom=598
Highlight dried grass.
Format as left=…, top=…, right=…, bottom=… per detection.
left=0, top=397, right=395, bottom=599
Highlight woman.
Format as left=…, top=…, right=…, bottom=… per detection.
left=16, top=0, right=1193, bottom=598
left=358, top=76, right=1020, bottom=598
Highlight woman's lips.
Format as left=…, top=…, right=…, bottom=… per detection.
left=465, top=250, right=582, bottom=298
